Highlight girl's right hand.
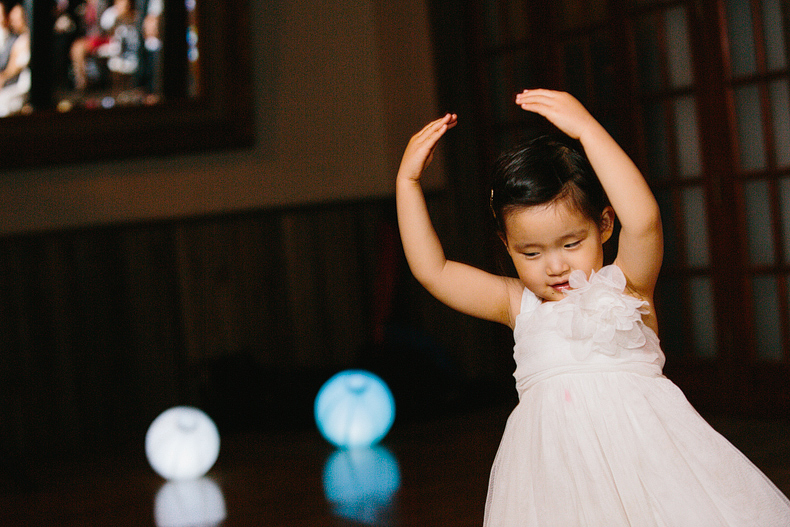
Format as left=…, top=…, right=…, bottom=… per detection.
left=397, top=113, right=457, bottom=183
left=515, top=89, right=597, bottom=142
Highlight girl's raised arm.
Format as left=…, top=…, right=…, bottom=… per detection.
left=396, top=115, right=522, bottom=327
left=515, top=89, right=663, bottom=297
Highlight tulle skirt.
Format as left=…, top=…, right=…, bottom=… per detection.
left=484, top=371, right=790, bottom=526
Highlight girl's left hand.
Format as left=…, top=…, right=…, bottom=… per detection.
left=397, top=113, right=458, bottom=183
left=515, top=89, right=597, bottom=142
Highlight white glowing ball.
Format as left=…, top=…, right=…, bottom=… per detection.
left=145, top=406, right=220, bottom=480
left=314, top=370, right=395, bottom=449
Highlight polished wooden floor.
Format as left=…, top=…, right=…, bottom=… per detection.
left=3, top=405, right=790, bottom=526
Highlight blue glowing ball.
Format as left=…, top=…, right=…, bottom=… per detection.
left=314, top=370, right=395, bottom=449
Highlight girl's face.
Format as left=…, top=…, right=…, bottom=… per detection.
left=502, top=197, right=613, bottom=302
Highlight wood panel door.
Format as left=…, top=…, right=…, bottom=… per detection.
left=465, top=0, right=790, bottom=415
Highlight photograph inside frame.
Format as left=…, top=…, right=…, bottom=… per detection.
left=0, top=0, right=199, bottom=117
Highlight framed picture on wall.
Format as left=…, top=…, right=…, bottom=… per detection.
left=1, top=0, right=253, bottom=169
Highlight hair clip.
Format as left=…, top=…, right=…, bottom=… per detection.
left=489, top=188, right=496, bottom=218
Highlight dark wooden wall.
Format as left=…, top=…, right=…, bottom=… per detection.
left=0, top=192, right=513, bottom=484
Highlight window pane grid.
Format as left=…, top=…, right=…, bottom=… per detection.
left=761, top=0, right=787, bottom=71
left=744, top=179, right=776, bottom=266
left=681, top=185, right=711, bottom=268
left=656, top=269, right=723, bottom=360
left=741, top=177, right=790, bottom=270
left=640, top=95, right=706, bottom=182
left=464, top=0, right=790, bottom=412
left=634, top=7, right=698, bottom=96
left=750, top=273, right=790, bottom=361
left=689, top=276, right=718, bottom=358
left=725, top=0, right=790, bottom=176
left=725, top=0, right=758, bottom=76
left=771, top=178, right=788, bottom=266
left=733, top=83, right=767, bottom=171
left=725, top=0, right=790, bottom=362
left=654, top=182, right=711, bottom=273
left=724, top=0, right=790, bottom=84
left=642, top=99, right=672, bottom=181
left=556, top=31, right=620, bottom=113
left=770, top=79, right=790, bottom=167
left=673, top=96, right=703, bottom=177
left=751, top=274, right=783, bottom=360
left=781, top=179, right=790, bottom=264
left=635, top=12, right=664, bottom=92
left=630, top=3, right=711, bottom=288
left=780, top=273, right=790, bottom=362
left=730, top=77, right=790, bottom=175
left=785, top=272, right=790, bottom=361
left=664, top=5, right=694, bottom=88
left=655, top=271, right=711, bottom=355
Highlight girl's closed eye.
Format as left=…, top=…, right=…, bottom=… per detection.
left=564, top=240, right=582, bottom=249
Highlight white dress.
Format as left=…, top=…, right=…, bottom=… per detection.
left=484, top=265, right=790, bottom=526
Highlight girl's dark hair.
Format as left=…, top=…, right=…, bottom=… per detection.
left=489, top=134, right=610, bottom=235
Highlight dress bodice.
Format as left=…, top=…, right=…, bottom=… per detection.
left=512, top=265, right=665, bottom=396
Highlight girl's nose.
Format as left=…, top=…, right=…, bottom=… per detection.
left=546, top=255, right=570, bottom=276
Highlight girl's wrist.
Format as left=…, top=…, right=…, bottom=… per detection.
left=396, top=172, right=422, bottom=186
left=577, top=118, right=606, bottom=147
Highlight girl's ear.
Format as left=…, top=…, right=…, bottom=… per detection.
left=498, top=232, right=509, bottom=248
left=599, top=206, right=615, bottom=243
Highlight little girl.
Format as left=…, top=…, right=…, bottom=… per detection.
left=396, top=89, right=790, bottom=525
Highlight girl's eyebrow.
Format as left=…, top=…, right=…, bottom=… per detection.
left=511, top=240, right=541, bottom=252
left=560, top=229, right=588, bottom=240
left=512, top=229, right=587, bottom=251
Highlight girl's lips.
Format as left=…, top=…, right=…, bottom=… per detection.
left=552, top=281, right=571, bottom=291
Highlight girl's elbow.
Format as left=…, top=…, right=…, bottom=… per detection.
left=407, top=262, right=444, bottom=292
left=632, top=203, right=662, bottom=236
left=621, top=210, right=663, bottom=244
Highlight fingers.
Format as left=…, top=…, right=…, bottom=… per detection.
left=515, top=89, right=563, bottom=113
left=515, top=88, right=556, bottom=102
left=425, top=113, right=458, bottom=132
left=411, top=113, right=457, bottom=151
left=416, top=113, right=458, bottom=139
left=515, top=92, right=559, bottom=123
left=515, top=93, right=563, bottom=130
left=514, top=89, right=592, bottom=140
left=398, top=113, right=458, bottom=181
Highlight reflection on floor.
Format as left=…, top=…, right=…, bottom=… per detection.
left=3, top=405, right=790, bottom=526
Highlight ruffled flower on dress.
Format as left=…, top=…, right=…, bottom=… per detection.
left=554, top=265, right=649, bottom=361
